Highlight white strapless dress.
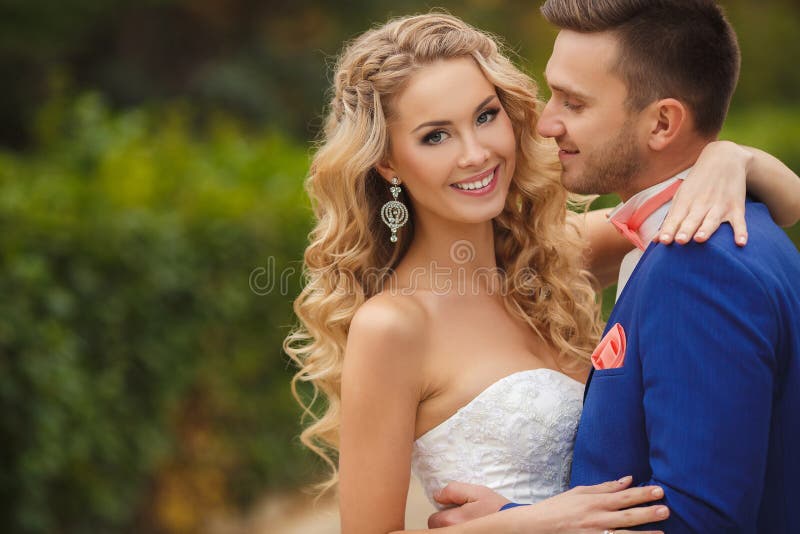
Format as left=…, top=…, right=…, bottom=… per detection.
left=410, top=368, right=585, bottom=509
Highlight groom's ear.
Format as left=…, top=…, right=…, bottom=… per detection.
left=645, top=98, right=688, bottom=152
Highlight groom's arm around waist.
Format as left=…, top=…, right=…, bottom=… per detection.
left=632, top=240, right=779, bottom=533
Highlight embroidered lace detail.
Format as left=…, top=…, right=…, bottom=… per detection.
left=411, top=368, right=584, bottom=509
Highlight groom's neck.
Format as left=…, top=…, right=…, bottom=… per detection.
left=617, top=138, right=713, bottom=201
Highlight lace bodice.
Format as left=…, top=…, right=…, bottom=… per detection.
left=411, top=368, right=585, bottom=509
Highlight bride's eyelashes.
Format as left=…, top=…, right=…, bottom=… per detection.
left=476, top=107, right=500, bottom=125
left=420, top=107, right=502, bottom=145
left=422, top=129, right=449, bottom=145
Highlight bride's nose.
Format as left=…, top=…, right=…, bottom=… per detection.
left=458, top=134, right=490, bottom=168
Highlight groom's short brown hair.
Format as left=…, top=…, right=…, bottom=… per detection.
left=540, top=0, right=740, bottom=137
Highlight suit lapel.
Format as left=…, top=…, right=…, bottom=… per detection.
left=584, top=242, right=660, bottom=403
left=583, top=367, right=595, bottom=403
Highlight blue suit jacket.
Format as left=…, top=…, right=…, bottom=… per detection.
left=570, top=202, right=800, bottom=533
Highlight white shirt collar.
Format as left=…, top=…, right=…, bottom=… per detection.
left=607, top=167, right=692, bottom=246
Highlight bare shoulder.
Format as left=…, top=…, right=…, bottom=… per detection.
left=344, top=292, right=430, bottom=385
left=348, top=292, right=429, bottom=354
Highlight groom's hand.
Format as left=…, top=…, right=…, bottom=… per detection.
left=428, top=482, right=510, bottom=528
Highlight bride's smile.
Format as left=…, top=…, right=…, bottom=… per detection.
left=449, top=164, right=500, bottom=195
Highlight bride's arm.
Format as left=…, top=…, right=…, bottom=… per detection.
left=658, top=142, right=800, bottom=243
left=581, top=141, right=800, bottom=288
left=426, top=479, right=668, bottom=533
left=571, top=207, right=627, bottom=289
left=339, top=296, right=427, bottom=534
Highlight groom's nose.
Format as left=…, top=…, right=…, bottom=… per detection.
left=537, top=98, right=565, bottom=139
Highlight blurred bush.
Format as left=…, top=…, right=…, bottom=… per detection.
left=1, top=0, right=797, bottom=148
left=0, top=93, right=316, bottom=533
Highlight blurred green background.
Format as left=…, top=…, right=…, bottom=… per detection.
left=1, top=1, right=797, bottom=532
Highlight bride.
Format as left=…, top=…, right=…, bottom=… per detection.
left=284, top=13, right=800, bottom=534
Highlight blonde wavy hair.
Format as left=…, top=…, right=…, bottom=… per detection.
left=284, top=12, right=602, bottom=494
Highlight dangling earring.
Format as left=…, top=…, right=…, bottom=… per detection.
left=381, top=177, right=409, bottom=243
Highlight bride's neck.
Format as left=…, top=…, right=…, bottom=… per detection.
left=394, top=218, right=499, bottom=293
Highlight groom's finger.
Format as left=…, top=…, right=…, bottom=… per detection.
left=428, top=504, right=475, bottom=528
left=427, top=502, right=486, bottom=528
left=433, top=481, right=477, bottom=505
left=428, top=509, right=454, bottom=528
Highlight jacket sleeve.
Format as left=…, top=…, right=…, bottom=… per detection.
left=633, top=242, right=778, bottom=533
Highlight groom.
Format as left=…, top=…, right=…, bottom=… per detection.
left=432, top=0, right=800, bottom=532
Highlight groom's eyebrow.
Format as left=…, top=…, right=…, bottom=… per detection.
left=411, top=95, right=497, bottom=133
left=548, top=82, right=593, bottom=102
left=543, top=72, right=593, bottom=102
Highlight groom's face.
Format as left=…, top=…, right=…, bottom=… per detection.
left=538, top=30, right=646, bottom=197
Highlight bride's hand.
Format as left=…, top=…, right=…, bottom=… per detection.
left=657, top=140, right=751, bottom=246
left=512, top=477, right=668, bottom=534
left=428, top=476, right=668, bottom=532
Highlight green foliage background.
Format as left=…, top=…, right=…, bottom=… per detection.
left=1, top=95, right=317, bottom=532
left=0, top=1, right=797, bottom=532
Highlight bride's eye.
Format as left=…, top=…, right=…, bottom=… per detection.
left=476, top=108, right=500, bottom=125
left=423, top=130, right=449, bottom=145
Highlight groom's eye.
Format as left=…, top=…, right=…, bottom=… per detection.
left=563, top=100, right=583, bottom=112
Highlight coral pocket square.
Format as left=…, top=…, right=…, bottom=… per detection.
left=591, top=323, right=627, bottom=370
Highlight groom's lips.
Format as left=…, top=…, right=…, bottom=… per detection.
left=558, top=148, right=580, bottom=162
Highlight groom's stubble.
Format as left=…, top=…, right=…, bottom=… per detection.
left=560, top=116, right=644, bottom=196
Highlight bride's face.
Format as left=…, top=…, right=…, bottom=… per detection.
left=378, top=56, right=516, bottom=227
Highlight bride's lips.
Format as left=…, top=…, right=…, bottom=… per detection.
left=449, top=164, right=500, bottom=196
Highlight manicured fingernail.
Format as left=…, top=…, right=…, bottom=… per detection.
left=618, top=475, right=633, bottom=484
left=659, top=233, right=670, bottom=242
left=696, top=231, right=706, bottom=239
left=676, top=232, right=687, bottom=242
left=737, top=235, right=747, bottom=244
left=657, top=506, right=669, bottom=518
left=652, top=487, right=664, bottom=497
